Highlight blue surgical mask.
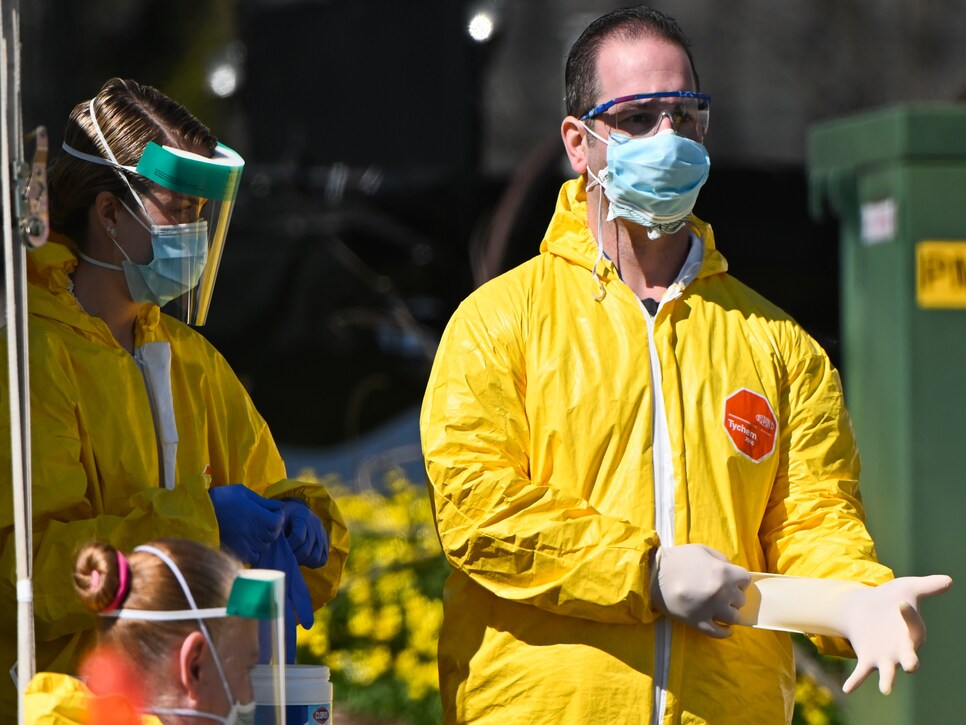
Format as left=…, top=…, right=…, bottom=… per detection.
left=78, top=201, right=209, bottom=307
left=585, top=126, right=710, bottom=239
left=119, top=200, right=209, bottom=307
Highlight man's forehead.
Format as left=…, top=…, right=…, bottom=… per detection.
left=594, top=35, right=695, bottom=100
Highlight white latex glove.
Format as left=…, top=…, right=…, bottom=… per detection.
left=649, top=544, right=751, bottom=638
left=841, top=575, right=953, bottom=695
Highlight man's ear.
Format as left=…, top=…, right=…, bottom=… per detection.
left=561, top=115, right=589, bottom=175
left=178, top=630, right=209, bottom=704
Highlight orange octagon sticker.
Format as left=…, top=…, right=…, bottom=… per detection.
left=724, top=389, right=777, bottom=462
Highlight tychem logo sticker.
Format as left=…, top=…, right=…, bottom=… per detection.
left=724, top=389, right=777, bottom=462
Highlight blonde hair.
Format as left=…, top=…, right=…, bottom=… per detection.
left=73, top=539, right=239, bottom=675
left=49, top=77, right=217, bottom=246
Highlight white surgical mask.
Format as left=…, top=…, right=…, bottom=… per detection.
left=149, top=698, right=255, bottom=725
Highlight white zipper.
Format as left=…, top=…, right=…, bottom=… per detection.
left=641, top=233, right=703, bottom=724
left=643, top=301, right=674, bottom=725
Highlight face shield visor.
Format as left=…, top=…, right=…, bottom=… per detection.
left=133, top=141, right=244, bottom=325
left=226, top=568, right=288, bottom=724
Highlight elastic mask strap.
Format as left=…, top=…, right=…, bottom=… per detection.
left=590, top=185, right=606, bottom=302
left=76, top=249, right=124, bottom=272
left=132, top=545, right=235, bottom=707
left=146, top=707, right=227, bottom=724
left=119, top=199, right=155, bottom=234
left=581, top=122, right=609, bottom=195
left=75, top=98, right=154, bottom=221
left=75, top=222, right=136, bottom=271
left=87, top=98, right=121, bottom=167
left=580, top=121, right=611, bottom=300
left=579, top=122, right=607, bottom=301
left=61, top=142, right=137, bottom=173
left=580, top=121, right=610, bottom=146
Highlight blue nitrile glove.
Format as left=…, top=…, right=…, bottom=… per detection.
left=256, top=535, right=315, bottom=631
left=209, top=484, right=285, bottom=565
left=280, top=498, right=330, bottom=568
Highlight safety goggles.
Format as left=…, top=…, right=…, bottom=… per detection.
left=580, top=91, right=711, bottom=139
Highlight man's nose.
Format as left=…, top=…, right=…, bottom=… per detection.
left=655, top=112, right=676, bottom=134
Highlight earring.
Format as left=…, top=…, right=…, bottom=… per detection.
left=105, top=225, right=116, bottom=238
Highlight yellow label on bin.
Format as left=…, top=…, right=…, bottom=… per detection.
left=916, top=241, right=966, bottom=308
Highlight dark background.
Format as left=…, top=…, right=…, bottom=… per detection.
left=16, top=0, right=962, bottom=453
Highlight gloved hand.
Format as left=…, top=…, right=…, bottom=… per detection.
left=841, top=575, right=953, bottom=695
left=280, top=498, right=330, bottom=568
left=650, top=544, right=751, bottom=638
left=256, top=535, right=316, bottom=632
left=209, top=484, right=285, bottom=565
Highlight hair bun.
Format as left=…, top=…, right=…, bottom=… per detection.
left=74, top=541, right=130, bottom=613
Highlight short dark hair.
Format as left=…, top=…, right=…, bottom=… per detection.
left=565, top=5, right=699, bottom=118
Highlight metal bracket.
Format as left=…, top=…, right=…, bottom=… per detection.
left=16, top=124, right=47, bottom=247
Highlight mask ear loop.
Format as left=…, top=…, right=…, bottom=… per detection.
left=581, top=122, right=609, bottom=302
left=85, top=98, right=154, bottom=224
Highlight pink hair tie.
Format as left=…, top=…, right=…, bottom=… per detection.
left=103, top=551, right=131, bottom=613
left=89, top=570, right=101, bottom=590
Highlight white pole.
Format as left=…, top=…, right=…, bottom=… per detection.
left=1, top=1, right=36, bottom=721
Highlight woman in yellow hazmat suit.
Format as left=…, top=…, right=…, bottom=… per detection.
left=25, top=538, right=266, bottom=724
left=0, top=78, right=348, bottom=718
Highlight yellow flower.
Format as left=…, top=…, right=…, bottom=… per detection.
left=794, top=675, right=834, bottom=725
left=403, top=593, right=443, bottom=657
left=372, top=604, right=403, bottom=642
left=298, top=608, right=331, bottom=660
left=344, top=646, right=393, bottom=685
left=348, top=606, right=375, bottom=638
left=395, top=648, right=439, bottom=701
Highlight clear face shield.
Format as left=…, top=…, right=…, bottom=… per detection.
left=226, top=568, right=288, bottom=724
left=62, top=99, right=244, bottom=325
left=129, top=141, right=244, bottom=325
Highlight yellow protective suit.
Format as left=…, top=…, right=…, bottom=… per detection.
left=23, top=671, right=162, bottom=725
left=0, top=238, right=349, bottom=718
left=421, top=178, right=893, bottom=724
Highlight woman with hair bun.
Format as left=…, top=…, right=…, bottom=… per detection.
left=25, top=539, right=260, bottom=724
left=0, top=78, right=349, bottom=717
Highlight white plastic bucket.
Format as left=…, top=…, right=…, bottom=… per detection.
left=251, top=664, right=332, bottom=725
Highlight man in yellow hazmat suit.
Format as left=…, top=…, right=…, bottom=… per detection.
left=421, top=6, right=949, bottom=723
